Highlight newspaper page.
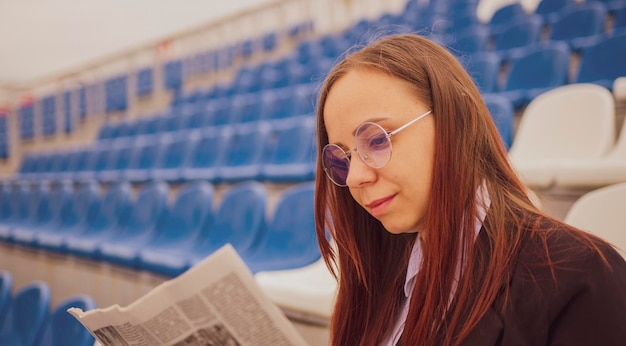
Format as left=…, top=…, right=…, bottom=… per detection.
left=68, top=244, right=308, bottom=346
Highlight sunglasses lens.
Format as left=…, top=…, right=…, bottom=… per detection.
left=355, top=123, right=392, bottom=168
left=322, top=144, right=350, bottom=186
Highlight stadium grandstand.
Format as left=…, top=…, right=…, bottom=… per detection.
left=0, top=0, right=625, bottom=344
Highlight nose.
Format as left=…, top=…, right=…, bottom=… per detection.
left=345, top=152, right=377, bottom=187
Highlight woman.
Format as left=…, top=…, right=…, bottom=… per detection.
left=314, top=34, right=626, bottom=345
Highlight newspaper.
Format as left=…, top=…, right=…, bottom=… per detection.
left=68, top=244, right=308, bottom=346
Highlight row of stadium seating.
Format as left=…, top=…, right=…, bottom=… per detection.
left=18, top=116, right=317, bottom=184
left=0, top=272, right=95, bottom=346
left=0, top=179, right=319, bottom=278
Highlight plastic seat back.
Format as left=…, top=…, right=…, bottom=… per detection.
left=83, top=182, right=132, bottom=236
left=246, top=181, right=319, bottom=271
left=187, top=128, right=232, bottom=170
left=503, top=42, right=570, bottom=92
left=0, top=185, right=13, bottom=221
left=535, top=0, right=576, bottom=22
left=615, top=5, right=626, bottom=32
left=0, top=271, right=11, bottom=329
left=152, top=132, right=198, bottom=173
left=53, top=181, right=100, bottom=231
left=34, top=182, right=73, bottom=229
left=509, top=83, right=615, bottom=162
left=219, top=122, right=271, bottom=182
left=453, top=25, right=490, bottom=55
left=489, top=3, right=528, bottom=31
left=549, top=3, right=607, bottom=49
left=262, top=117, right=316, bottom=181
left=200, top=181, right=267, bottom=254
left=10, top=183, right=34, bottom=225
left=483, top=94, right=515, bottom=149
left=21, top=181, right=49, bottom=223
left=576, top=33, right=626, bottom=89
left=492, top=16, right=543, bottom=53
left=118, top=181, right=169, bottom=240
left=0, top=282, right=50, bottom=346
left=152, top=181, right=214, bottom=245
left=565, top=182, right=626, bottom=258
left=464, top=52, right=501, bottom=93
left=37, top=295, right=96, bottom=346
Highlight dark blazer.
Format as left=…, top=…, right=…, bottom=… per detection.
left=463, top=221, right=626, bottom=345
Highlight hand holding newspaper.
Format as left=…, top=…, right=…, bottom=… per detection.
left=68, top=244, right=308, bottom=346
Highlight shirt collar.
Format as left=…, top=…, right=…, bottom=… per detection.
left=403, top=182, right=491, bottom=297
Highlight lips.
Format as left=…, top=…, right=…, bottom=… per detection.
left=365, top=194, right=396, bottom=217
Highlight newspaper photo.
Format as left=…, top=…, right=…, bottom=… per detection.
left=68, top=244, right=308, bottom=346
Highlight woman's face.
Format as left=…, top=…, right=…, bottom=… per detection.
left=323, top=68, right=436, bottom=234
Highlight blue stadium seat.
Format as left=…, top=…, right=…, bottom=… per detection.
left=97, top=141, right=135, bottom=183
left=123, top=136, right=167, bottom=183
left=150, top=131, right=197, bottom=182
left=0, top=271, right=12, bottom=329
left=75, top=146, right=110, bottom=182
left=97, top=181, right=169, bottom=265
left=464, top=52, right=501, bottom=94
left=37, top=295, right=96, bottom=346
left=0, top=182, right=51, bottom=243
left=0, top=281, right=50, bottom=346
left=576, top=32, right=626, bottom=89
left=68, top=147, right=98, bottom=182
left=98, top=183, right=195, bottom=269
left=140, top=181, right=267, bottom=277
left=60, top=150, right=84, bottom=180
left=179, top=103, right=209, bottom=131
left=452, top=25, right=490, bottom=56
left=291, top=83, right=318, bottom=117
left=612, top=1, right=626, bottom=35
left=231, top=93, right=264, bottom=124
left=65, top=181, right=132, bottom=259
left=0, top=184, right=12, bottom=226
left=243, top=181, right=319, bottom=273
left=260, top=88, right=294, bottom=120
left=19, top=105, right=35, bottom=140
left=445, top=12, right=481, bottom=34
left=35, top=181, right=101, bottom=252
left=12, top=181, right=74, bottom=247
left=534, top=0, right=576, bottom=23
left=614, top=4, right=626, bottom=34
left=491, top=16, right=543, bottom=61
left=28, top=153, right=55, bottom=182
left=45, top=151, right=73, bottom=181
left=41, top=96, right=57, bottom=137
left=134, top=116, right=162, bottom=137
left=594, top=0, right=626, bottom=12
left=164, top=60, right=183, bottom=91
left=263, top=31, right=277, bottom=52
left=136, top=67, right=153, bottom=97
left=498, top=42, right=570, bottom=108
left=262, top=117, right=317, bottom=182
left=96, top=122, right=118, bottom=141
left=180, top=126, right=232, bottom=182
left=205, top=98, right=233, bottom=127
left=17, top=154, right=38, bottom=180
left=548, top=2, right=608, bottom=51
left=483, top=94, right=515, bottom=149
left=134, top=181, right=214, bottom=272
left=218, top=122, right=271, bottom=183
left=159, top=113, right=185, bottom=133
left=489, top=3, right=529, bottom=33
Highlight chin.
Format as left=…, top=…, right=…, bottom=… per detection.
left=382, top=223, right=419, bottom=235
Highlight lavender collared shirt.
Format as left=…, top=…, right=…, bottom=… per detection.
left=381, top=185, right=491, bottom=346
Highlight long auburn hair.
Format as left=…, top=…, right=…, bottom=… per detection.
left=314, top=34, right=603, bottom=345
